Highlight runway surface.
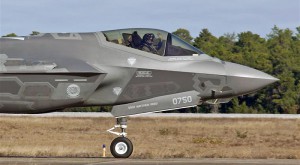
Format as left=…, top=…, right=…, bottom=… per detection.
left=0, top=112, right=299, bottom=119
left=0, top=158, right=299, bottom=165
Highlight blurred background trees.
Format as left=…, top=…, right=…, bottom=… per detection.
left=173, top=26, right=299, bottom=114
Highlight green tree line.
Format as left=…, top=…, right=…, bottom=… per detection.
left=173, top=26, right=300, bottom=114
left=3, top=26, right=300, bottom=114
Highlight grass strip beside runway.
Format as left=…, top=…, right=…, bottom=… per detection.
left=0, top=116, right=299, bottom=159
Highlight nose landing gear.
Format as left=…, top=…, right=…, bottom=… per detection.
left=107, top=117, right=133, bottom=158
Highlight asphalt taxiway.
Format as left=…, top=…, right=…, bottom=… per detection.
left=0, top=158, right=299, bottom=165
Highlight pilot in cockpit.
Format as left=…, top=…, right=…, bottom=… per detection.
left=140, top=33, right=163, bottom=54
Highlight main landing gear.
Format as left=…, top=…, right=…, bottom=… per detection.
left=107, top=117, right=133, bottom=158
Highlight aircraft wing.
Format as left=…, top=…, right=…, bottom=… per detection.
left=0, top=57, right=106, bottom=113
left=0, top=55, right=103, bottom=74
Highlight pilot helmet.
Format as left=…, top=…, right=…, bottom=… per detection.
left=143, top=33, right=155, bottom=45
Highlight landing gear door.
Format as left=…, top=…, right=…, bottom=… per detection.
left=111, top=91, right=201, bottom=117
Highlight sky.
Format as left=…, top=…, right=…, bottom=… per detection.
left=0, top=0, right=299, bottom=38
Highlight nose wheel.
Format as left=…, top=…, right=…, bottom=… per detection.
left=110, top=137, right=133, bottom=158
left=107, top=117, right=133, bottom=158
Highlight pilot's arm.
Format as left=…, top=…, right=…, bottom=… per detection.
left=141, top=45, right=151, bottom=53
left=154, top=33, right=163, bottom=50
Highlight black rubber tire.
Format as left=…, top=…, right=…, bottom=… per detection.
left=110, top=137, right=133, bottom=158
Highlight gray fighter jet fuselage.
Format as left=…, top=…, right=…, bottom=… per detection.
left=0, top=28, right=278, bottom=158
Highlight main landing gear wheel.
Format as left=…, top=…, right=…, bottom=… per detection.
left=110, top=137, right=133, bottom=158
left=107, top=117, right=133, bottom=158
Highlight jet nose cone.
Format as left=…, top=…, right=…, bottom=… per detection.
left=225, top=62, right=278, bottom=95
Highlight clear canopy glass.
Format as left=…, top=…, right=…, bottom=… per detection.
left=102, top=28, right=204, bottom=56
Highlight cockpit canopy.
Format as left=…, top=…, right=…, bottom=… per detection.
left=102, top=28, right=204, bottom=56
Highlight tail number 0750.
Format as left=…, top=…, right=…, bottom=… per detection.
left=172, top=96, right=192, bottom=105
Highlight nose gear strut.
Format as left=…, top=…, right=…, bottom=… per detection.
left=107, top=117, right=133, bottom=158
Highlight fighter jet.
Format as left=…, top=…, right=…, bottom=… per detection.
left=0, top=28, right=278, bottom=158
